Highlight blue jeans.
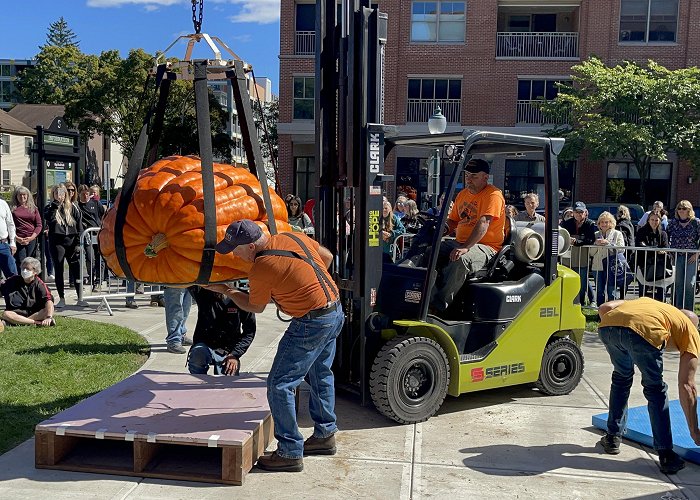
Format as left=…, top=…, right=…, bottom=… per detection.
left=268, top=306, right=344, bottom=459
left=594, top=270, right=617, bottom=305
left=599, top=326, right=672, bottom=451
left=0, top=243, right=17, bottom=278
left=673, top=253, right=696, bottom=310
left=164, top=287, right=192, bottom=345
left=188, top=343, right=235, bottom=375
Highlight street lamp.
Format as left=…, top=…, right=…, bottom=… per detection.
left=426, top=107, right=445, bottom=208
left=428, top=106, right=447, bottom=135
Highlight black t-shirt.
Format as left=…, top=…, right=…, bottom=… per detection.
left=0, top=275, right=53, bottom=314
left=189, top=286, right=256, bottom=358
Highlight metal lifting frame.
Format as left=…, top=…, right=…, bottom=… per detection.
left=114, top=34, right=276, bottom=285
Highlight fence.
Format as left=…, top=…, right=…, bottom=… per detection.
left=390, top=231, right=698, bottom=309
left=77, top=227, right=163, bottom=315
left=562, top=245, right=699, bottom=310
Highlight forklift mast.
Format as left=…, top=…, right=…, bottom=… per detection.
left=315, top=0, right=389, bottom=402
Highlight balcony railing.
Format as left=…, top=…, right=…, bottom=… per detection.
left=496, top=32, right=579, bottom=59
left=295, top=31, right=315, bottom=55
left=406, top=99, right=461, bottom=124
left=516, top=100, right=569, bottom=125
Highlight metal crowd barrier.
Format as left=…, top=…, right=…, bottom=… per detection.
left=561, top=244, right=699, bottom=310
left=391, top=233, right=416, bottom=262
left=77, top=227, right=163, bottom=315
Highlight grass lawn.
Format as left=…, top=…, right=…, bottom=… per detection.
left=0, top=317, right=149, bottom=455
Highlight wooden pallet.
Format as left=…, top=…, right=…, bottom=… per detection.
left=35, top=370, right=273, bottom=485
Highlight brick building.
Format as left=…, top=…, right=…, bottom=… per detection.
left=278, top=0, right=700, bottom=210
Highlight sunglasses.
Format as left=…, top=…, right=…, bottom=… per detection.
left=678, top=207, right=690, bottom=211
left=67, top=188, right=75, bottom=192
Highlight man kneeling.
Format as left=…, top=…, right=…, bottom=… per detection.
left=186, top=285, right=256, bottom=375
left=1, top=257, right=55, bottom=327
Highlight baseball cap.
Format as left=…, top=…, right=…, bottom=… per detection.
left=215, top=219, right=263, bottom=254
left=465, top=158, right=490, bottom=174
left=573, top=201, right=586, bottom=212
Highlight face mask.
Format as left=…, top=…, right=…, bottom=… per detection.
left=21, top=269, right=34, bottom=280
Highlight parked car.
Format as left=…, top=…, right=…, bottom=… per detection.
left=582, top=203, right=645, bottom=226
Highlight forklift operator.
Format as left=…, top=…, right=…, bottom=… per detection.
left=430, top=158, right=506, bottom=313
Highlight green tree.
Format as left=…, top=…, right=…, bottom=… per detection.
left=254, top=97, right=279, bottom=185
left=64, top=49, right=155, bottom=158
left=18, top=30, right=96, bottom=105
left=544, top=57, right=700, bottom=206
left=44, top=16, right=79, bottom=48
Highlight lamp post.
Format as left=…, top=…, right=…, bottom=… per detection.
left=426, top=107, right=445, bottom=208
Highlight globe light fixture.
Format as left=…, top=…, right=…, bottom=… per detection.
left=428, top=106, right=447, bottom=135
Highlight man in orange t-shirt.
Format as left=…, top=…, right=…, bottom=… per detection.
left=430, top=158, right=505, bottom=312
left=215, top=219, right=343, bottom=473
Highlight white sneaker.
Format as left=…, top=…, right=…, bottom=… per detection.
left=55, top=298, right=65, bottom=309
left=47, top=274, right=55, bottom=281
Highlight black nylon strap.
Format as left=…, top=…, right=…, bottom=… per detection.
left=255, top=233, right=337, bottom=302
left=194, top=60, right=217, bottom=285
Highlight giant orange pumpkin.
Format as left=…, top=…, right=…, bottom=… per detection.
left=99, top=155, right=292, bottom=284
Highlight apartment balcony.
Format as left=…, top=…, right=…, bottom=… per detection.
left=516, top=100, right=569, bottom=126
left=406, top=99, right=461, bottom=124
left=295, top=31, right=315, bottom=55
left=497, top=32, right=579, bottom=59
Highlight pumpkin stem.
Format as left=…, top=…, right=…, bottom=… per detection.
left=144, top=233, right=169, bottom=258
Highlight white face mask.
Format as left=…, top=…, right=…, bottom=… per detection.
left=21, top=269, right=34, bottom=280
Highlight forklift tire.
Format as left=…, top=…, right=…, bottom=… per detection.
left=535, top=337, right=584, bottom=396
left=369, top=336, right=450, bottom=424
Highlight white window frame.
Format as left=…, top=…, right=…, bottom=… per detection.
left=619, top=0, right=679, bottom=44
left=411, top=1, right=466, bottom=44
left=2, top=170, right=10, bottom=186
left=292, top=75, right=315, bottom=120
left=25, top=137, right=32, bottom=156
left=0, top=134, right=9, bottom=155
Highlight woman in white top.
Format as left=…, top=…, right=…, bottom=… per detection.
left=590, top=211, right=625, bottom=305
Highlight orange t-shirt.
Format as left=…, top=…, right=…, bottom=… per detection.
left=448, top=184, right=506, bottom=251
left=248, top=233, right=339, bottom=318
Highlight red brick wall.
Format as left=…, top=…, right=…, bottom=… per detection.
left=278, top=0, right=700, bottom=205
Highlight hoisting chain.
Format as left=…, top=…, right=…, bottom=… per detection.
left=191, top=0, right=204, bottom=34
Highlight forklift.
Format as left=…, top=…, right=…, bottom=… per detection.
left=313, top=1, right=586, bottom=424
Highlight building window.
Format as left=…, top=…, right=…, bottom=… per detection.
left=504, top=159, right=575, bottom=208
left=0, top=134, right=9, bottom=154
left=411, top=1, right=466, bottom=43
left=295, top=3, right=316, bottom=55
left=606, top=161, right=671, bottom=204
left=0, top=65, right=10, bottom=77
left=25, top=137, right=32, bottom=156
left=0, top=81, right=12, bottom=103
left=1, top=170, right=10, bottom=186
left=516, top=79, right=571, bottom=124
left=295, top=156, right=316, bottom=204
left=406, top=77, right=462, bottom=123
left=293, top=76, right=315, bottom=120
left=619, top=0, right=678, bottom=43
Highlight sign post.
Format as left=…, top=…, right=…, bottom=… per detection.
left=33, top=118, right=81, bottom=280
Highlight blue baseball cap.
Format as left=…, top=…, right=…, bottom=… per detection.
left=215, top=220, right=263, bottom=254
left=573, top=201, right=586, bottom=212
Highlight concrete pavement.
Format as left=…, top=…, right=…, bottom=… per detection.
left=0, top=290, right=698, bottom=499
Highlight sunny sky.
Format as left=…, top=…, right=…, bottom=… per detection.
left=1, top=0, right=281, bottom=93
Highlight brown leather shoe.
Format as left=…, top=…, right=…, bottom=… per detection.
left=256, top=451, right=303, bottom=472
left=304, top=434, right=336, bottom=456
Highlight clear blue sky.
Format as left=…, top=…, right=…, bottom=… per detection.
left=1, top=0, right=281, bottom=93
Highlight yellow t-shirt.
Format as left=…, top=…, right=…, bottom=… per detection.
left=448, top=184, right=506, bottom=251
left=599, top=297, right=700, bottom=356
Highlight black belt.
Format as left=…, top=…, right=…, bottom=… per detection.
left=299, top=301, right=340, bottom=320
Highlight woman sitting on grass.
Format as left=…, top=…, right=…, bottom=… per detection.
left=0, top=257, right=55, bottom=327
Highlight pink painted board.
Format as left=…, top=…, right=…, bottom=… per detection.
left=35, top=370, right=270, bottom=447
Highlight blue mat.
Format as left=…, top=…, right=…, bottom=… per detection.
left=592, top=399, right=700, bottom=464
